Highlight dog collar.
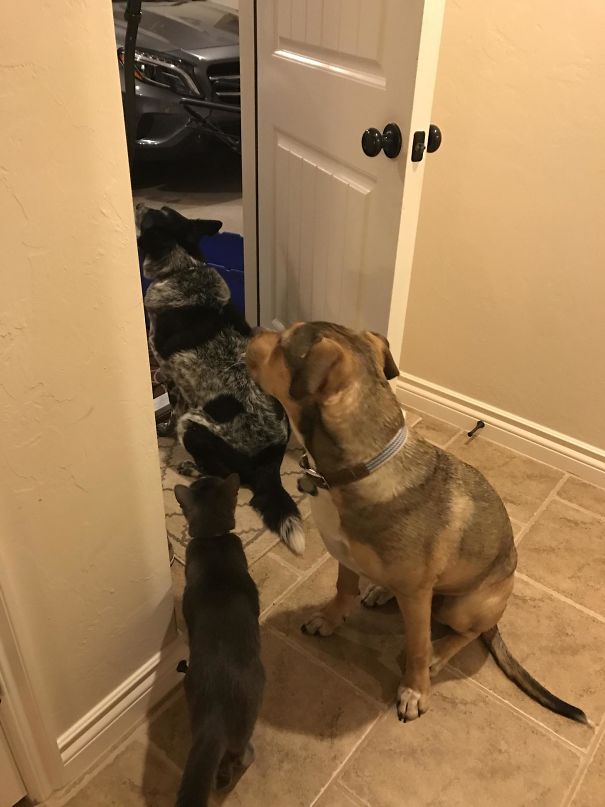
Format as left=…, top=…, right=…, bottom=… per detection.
left=298, top=425, right=408, bottom=493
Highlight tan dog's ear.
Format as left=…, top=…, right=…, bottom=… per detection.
left=289, top=338, right=353, bottom=400
left=364, top=332, right=400, bottom=380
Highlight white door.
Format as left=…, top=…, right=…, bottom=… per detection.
left=254, top=0, right=444, bottom=359
left=0, top=724, right=25, bottom=807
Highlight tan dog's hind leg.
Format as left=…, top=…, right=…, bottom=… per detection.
left=396, top=590, right=433, bottom=722
left=302, top=563, right=360, bottom=637
left=430, top=574, right=514, bottom=676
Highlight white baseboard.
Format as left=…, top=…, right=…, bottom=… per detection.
left=57, top=636, right=187, bottom=783
left=397, top=373, right=605, bottom=488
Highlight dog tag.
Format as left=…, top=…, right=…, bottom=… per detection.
left=297, top=476, right=318, bottom=496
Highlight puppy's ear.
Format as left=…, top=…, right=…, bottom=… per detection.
left=289, top=338, right=353, bottom=400
left=363, top=332, right=400, bottom=380
left=174, top=484, right=195, bottom=517
left=192, top=219, right=223, bottom=237
left=221, top=473, right=240, bottom=500
left=160, top=205, right=185, bottom=222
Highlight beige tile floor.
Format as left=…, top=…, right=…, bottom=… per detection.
left=54, top=410, right=605, bottom=807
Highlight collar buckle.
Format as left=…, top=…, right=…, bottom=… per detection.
left=299, top=453, right=329, bottom=490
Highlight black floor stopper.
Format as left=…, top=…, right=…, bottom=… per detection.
left=467, top=420, right=485, bottom=438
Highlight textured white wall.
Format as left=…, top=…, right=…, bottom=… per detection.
left=0, top=0, right=177, bottom=740
left=402, top=0, right=605, bottom=448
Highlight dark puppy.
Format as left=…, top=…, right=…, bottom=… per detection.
left=174, top=475, right=265, bottom=807
left=137, top=204, right=305, bottom=554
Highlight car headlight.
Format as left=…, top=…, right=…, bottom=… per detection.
left=118, top=48, right=200, bottom=98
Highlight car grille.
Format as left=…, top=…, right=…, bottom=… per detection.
left=207, top=60, right=240, bottom=107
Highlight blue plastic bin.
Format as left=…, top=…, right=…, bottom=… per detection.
left=201, top=232, right=245, bottom=315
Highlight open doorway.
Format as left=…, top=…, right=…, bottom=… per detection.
left=115, top=0, right=306, bottom=598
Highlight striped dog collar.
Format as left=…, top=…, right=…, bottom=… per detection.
left=298, top=425, right=408, bottom=492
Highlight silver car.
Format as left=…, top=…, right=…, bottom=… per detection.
left=113, top=0, right=240, bottom=159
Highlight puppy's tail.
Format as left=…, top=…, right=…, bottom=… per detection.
left=481, top=625, right=591, bottom=726
left=250, top=465, right=305, bottom=556
left=176, top=725, right=224, bottom=807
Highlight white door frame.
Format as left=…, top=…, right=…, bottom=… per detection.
left=0, top=563, right=64, bottom=803
left=240, top=0, right=260, bottom=327
left=385, top=1, right=445, bottom=364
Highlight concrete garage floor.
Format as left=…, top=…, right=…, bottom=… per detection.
left=132, top=141, right=243, bottom=233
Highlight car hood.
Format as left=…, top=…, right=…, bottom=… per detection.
left=113, top=1, right=238, bottom=54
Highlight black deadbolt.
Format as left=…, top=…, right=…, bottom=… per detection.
left=411, top=124, right=442, bottom=161
left=411, top=131, right=426, bottom=162
left=427, top=123, right=442, bottom=153
left=361, top=122, right=403, bottom=159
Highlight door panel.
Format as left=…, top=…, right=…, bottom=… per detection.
left=278, top=0, right=384, bottom=67
left=274, top=134, right=373, bottom=324
left=256, top=0, right=445, bottom=340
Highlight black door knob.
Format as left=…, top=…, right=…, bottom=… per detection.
left=427, top=123, right=442, bottom=153
left=361, top=127, right=383, bottom=157
left=361, top=122, right=403, bottom=159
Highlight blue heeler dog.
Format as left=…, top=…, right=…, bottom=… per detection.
left=137, top=204, right=304, bottom=554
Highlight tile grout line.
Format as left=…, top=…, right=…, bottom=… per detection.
left=514, top=472, right=569, bottom=547
left=444, top=663, right=588, bottom=757
left=308, top=711, right=384, bottom=807
left=265, top=624, right=386, bottom=711
left=245, top=529, right=280, bottom=561
left=405, top=405, right=591, bottom=478
left=515, top=571, right=605, bottom=625
left=509, top=517, right=525, bottom=534
left=259, top=553, right=332, bottom=623
left=464, top=430, right=583, bottom=475
left=258, top=575, right=308, bottom=621
left=553, top=495, right=605, bottom=523
left=146, top=735, right=186, bottom=778
left=41, top=721, right=158, bottom=807
left=441, top=429, right=465, bottom=449
left=338, top=780, right=374, bottom=807
left=263, top=548, right=305, bottom=577
left=561, top=712, right=605, bottom=806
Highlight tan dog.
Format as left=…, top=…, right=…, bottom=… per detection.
left=247, top=321, right=589, bottom=724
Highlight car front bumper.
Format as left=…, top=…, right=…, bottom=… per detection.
left=119, top=71, right=240, bottom=158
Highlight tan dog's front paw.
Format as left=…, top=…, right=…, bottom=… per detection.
left=396, top=684, right=429, bottom=722
left=301, top=612, right=340, bottom=637
left=361, top=583, right=394, bottom=608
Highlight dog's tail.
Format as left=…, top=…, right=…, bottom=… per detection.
left=481, top=625, right=591, bottom=725
left=250, top=464, right=305, bottom=556
left=176, top=723, right=225, bottom=807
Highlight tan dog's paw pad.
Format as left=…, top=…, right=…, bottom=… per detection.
left=301, top=612, right=339, bottom=637
left=396, top=685, right=429, bottom=722
left=361, top=583, right=394, bottom=608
